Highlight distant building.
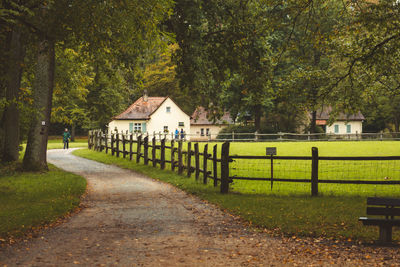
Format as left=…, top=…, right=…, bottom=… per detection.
left=108, top=94, right=190, bottom=138
left=190, top=107, right=234, bottom=140
left=314, top=107, right=365, bottom=134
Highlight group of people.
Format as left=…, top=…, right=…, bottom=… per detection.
left=174, top=128, right=185, bottom=140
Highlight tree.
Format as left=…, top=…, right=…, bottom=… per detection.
left=328, top=0, right=400, bottom=124
left=1, top=0, right=174, bottom=170
left=51, top=46, right=94, bottom=140
left=171, top=0, right=276, bottom=130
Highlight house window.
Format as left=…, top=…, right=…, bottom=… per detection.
left=166, top=106, right=171, bottom=113
left=334, top=124, right=339, bottom=134
left=134, top=123, right=142, bottom=132
left=206, top=128, right=210, bottom=136
left=178, top=122, right=184, bottom=127
left=129, top=123, right=134, bottom=133
left=200, top=128, right=204, bottom=136
left=164, top=126, right=169, bottom=133
left=346, top=124, right=351, bottom=133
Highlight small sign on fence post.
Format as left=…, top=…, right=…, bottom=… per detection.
left=266, top=147, right=277, bottom=190
left=266, top=147, right=277, bottom=155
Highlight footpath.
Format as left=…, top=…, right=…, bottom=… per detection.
left=0, top=149, right=398, bottom=266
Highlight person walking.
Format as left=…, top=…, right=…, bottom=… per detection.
left=180, top=128, right=185, bottom=140
left=175, top=128, right=179, bottom=140
left=63, top=128, right=71, bottom=149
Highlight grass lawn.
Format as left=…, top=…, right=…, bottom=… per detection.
left=0, top=154, right=87, bottom=240
left=47, top=137, right=88, bottom=150
left=74, top=141, right=400, bottom=243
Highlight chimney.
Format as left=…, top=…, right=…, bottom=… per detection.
left=143, top=89, right=148, bottom=102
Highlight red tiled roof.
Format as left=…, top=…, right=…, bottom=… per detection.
left=190, top=107, right=234, bottom=125
left=113, top=97, right=167, bottom=120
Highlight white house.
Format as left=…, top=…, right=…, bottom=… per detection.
left=314, top=107, right=365, bottom=134
left=190, top=107, right=234, bottom=140
left=108, top=95, right=191, bottom=138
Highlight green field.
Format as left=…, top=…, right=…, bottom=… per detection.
left=109, top=140, right=400, bottom=197
left=47, top=138, right=88, bottom=150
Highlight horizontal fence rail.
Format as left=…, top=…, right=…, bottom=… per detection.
left=88, top=130, right=400, bottom=196
left=96, top=129, right=400, bottom=142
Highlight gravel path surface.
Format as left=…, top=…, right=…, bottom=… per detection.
left=0, top=149, right=399, bottom=266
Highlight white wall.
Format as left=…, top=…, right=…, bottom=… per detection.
left=147, top=98, right=191, bottom=137
left=190, top=125, right=228, bottom=140
left=326, top=121, right=363, bottom=134
left=108, top=120, right=147, bottom=134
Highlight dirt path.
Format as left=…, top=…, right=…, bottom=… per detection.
left=0, top=149, right=399, bottom=266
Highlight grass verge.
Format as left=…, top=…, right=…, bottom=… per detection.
left=73, top=148, right=399, bottom=243
left=0, top=163, right=87, bottom=240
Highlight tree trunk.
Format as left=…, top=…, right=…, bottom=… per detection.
left=310, top=110, right=317, bottom=134
left=71, top=124, right=76, bottom=142
left=23, top=37, right=55, bottom=171
left=3, top=25, right=25, bottom=162
left=254, top=105, right=262, bottom=131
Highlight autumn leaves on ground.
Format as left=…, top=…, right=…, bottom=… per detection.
left=1, top=149, right=399, bottom=266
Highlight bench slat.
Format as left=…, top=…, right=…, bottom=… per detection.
left=359, top=217, right=400, bottom=226
left=366, top=207, right=400, bottom=216
left=367, top=197, right=400, bottom=206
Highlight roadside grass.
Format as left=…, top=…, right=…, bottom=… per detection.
left=47, top=138, right=87, bottom=150
left=0, top=163, right=87, bottom=239
left=73, top=147, right=400, bottom=243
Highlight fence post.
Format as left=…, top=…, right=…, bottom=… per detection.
left=220, top=142, right=230, bottom=193
left=178, top=141, right=183, bottom=174
left=161, top=138, right=166, bottom=170
left=99, top=131, right=103, bottom=151
left=129, top=133, right=133, bottom=160
left=311, top=147, right=319, bottom=196
left=105, top=133, right=108, bottom=154
left=152, top=136, right=157, bottom=167
left=187, top=142, right=192, bottom=178
left=171, top=139, right=175, bottom=171
left=88, top=130, right=91, bottom=149
left=136, top=135, right=142, bottom=163
left=144, top=136, right=149, bottom=165
left=203, top=144, right=208, bottom=184
left=116, top=133, right=120, bottom=157
left=194, top=143, right=200, bottom=180
left=94, top=131, right=98, bottom=151
left=111, top=134, right=115, bottom=156
left=213, top=144, right=218, bottom=187
left=122, top=133, right=126, bottom=158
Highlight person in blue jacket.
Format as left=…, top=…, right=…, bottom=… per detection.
left=175, top=128, right=179, bottom=140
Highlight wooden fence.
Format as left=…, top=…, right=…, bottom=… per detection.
left=88, top=130, right=231, bottom=193
left=88, top=130, right=400, bottom=196
left=230, top=148, right=400, bottom=196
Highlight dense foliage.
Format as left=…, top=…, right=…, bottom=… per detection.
left=1, top=0, right=400, bottom=169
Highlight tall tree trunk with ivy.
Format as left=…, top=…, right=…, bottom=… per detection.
left=2, top=25, right=24, bottom=162
left=23, top=37, right=55, bottom=171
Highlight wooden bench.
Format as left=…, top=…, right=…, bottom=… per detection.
left=359, top=197, right=400, bottom=244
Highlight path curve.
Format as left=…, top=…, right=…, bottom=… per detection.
left=0, top=149, right=398, bottom=266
